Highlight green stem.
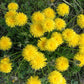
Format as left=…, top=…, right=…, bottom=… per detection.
left=15, top=59, right=24, bottom=76
left=70, top=24, right=77, bottom=29
left=74, top=0, right=83, bottom=14
left=60, top=46, right=79, bottom=51
left=41, top=69, right=45, bottom=76
left=11, top=54, right=21, bottom=61
left=47, top=65, right=51, bottom=73
left=67, top=15, right=77, bottom=26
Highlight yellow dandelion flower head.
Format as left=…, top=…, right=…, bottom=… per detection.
left=30, top=52, right=47, bottom=70
left=32, top=11, right=45, bottom=23
left=79, top=46, right=84, bottom=54
left=5, top=16, right=16, bottom=27
left=77, top=14, right=84, bottom=28
left=55, top=56, right=69, bottom=72
left=22, top=44, right=38, bottom=61
left=8, top=2, right=18, bottom=11
left=48, top=70, right=65, bottom=84
left=68, top=34, right=79, bottom=47
left=55, top=18, right=66, bottom=30
left=0, top=36, right=12, bottom=51
left=51, top=32, right=63, bottom=45
left=15, top=12, right=28, bottom=26
left=37, top=37, right=47, bottom=51
left=42, top=18, right=55, bottom=32
left=42, top=7, right=56, bottom=19
left=4, top=11, right=17, bottom=19
left=62, top=28, right=76, bottom=41
left=74, top=53, right=84, bottom=67
left=0, top=63, right=12, bottom=73
left=45, top=38, right=59, bottom=52
left=30, top=23, right=45, bottom=37
left=57, top=3, right=69, bottom=16
left=26, top=76, right=41, bottom=84
left=79, top=33, right=84, bottom=46
left=1, top=57, right=10, bottom=64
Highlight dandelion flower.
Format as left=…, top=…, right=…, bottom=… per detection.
left=42, top=19, right=55, bottom=32
left=4, top=11, right=17, bottom=19
left=15, top=12, right=28, bottom=26
left=79, top=33, right=84, bottom=46
left=55, top=18, right=66, bottom=31
left=74, top=53, right=84, bottom=67
left=77, top=14, right=84, bottom=28
left=45, top=38, right=58, bottom=52
left=57, top=3, right=69, bottom=16
left=55, top=56, right=69, bottom=72
left=62, top=28, right=76, bottom=41
left=1, top=57, right=10, bottom=63
left=26, top=76, right=41, bottom=84
left=68, top=34, right=79, bottom=47
left=30, top=23, right=45, bottom=37
left=30, top=52, right=47, bottom=70
left=0, top=57, right=12, bottom=73
left=0, top=63, right=12, bottom=73
left=0, top=36, right=12, bottom=51
left=8, top=2, right=18, bottom=11
left=42, top=7, right=56, bottom=19
left=5, top=17, right=16, bottom=27
left=51, top=32, right=63, bottom=46
left=37, top=37, right=47, bottom=51
left=48, top=70, right=66, bottom=84
left=22, top=44, right=38, bottom=61
left=32, top=11, right=45, bottom=23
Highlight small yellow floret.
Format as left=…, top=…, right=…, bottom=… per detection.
left=30, top=23, right=45, bottom=37
left=42, top=7, right=56, bottom=19
left=42, top=19, right=55, bottom=32
left=55, top=18, right=66, bottom=30
left=8, top=2, right=18, bottom=11
left=26, top=76, right=41, bottom=84
left=48, top=70, right=66, bottom=84
left=30, top=52, right=47, bottom=70
left=0, top=57, right=12, bottom=73
left=1, top=57, right=10, bottom=63
left=32, top=11, right=45, bottom=23
left=45, top=38, right=58, bottom=52
left=57, top=3, right=69, bottom=16
left=15, top=12, right=28, bottom=26
left=55, top=56, right=69, bottom=72
left=0, top=36, right=12, bottom=51
left=6, top=17, right=16, bottom=27
left=62, top=28, right=76, bottom=41
left=68, top=34, right=79, bottom=47
left=77, top=14, right=84, bottom=28
left=22, top=44, right=38, bottom=61
left=74, top=53, right=84, bottom=67
left=37, top=37, right=47, bottom=51
left=51, top=32, right=63, bottom=46
left=4, top=11, right=17, bottom=19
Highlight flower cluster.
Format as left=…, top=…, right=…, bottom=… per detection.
left=5, top=2, right=28, bottom=27
left=1, top=1, right=84, bottom=84
left=0, top=57, right=12, bottom=73
left=22, top=44, right=47, bottom=70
